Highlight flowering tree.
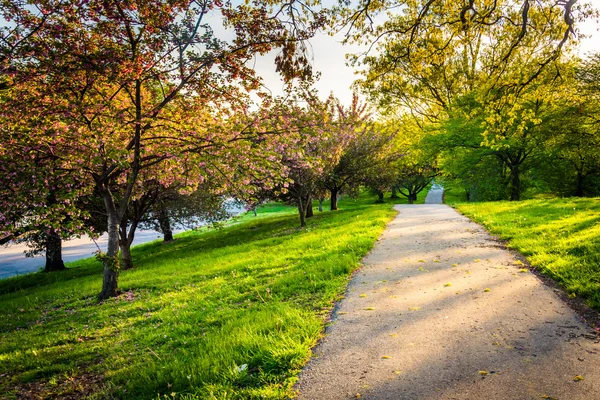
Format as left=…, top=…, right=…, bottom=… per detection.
left=0, top=138, right=96, bottom=271
left=1, top=0, right=326, bottom=299
left=271, top=94, right=334, bottom=227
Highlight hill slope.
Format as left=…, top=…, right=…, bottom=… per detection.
left=0, top=196, right=400, bottom=399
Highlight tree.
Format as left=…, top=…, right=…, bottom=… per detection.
left=538, top=57, right=600, bottom=197
left=320, top=94, right=371, bottom=211
left=139, top=182, right=233, bottom=243
left=1, top=0, right=326, bottom=299
left=0, top=127, right=96, bottom=271
left=394, top=164, right=438, bottom=203
left=342, top=0, right=591, bottom=109
left=274, top=96, right=335, bottom=227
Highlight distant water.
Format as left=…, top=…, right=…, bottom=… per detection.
left=0, top=202, right=247, bottom=279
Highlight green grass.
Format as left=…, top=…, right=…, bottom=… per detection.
left=441, top=186, right=467, bottom=205
left=0, top=194, right=396, bottom=399
left=454, top=197, right=600, bottom=311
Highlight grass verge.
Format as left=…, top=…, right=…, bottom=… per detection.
left=0, top=194, right=397, bottom=399
left=454, top=197, right=600, bottom=312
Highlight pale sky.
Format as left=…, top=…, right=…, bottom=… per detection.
left=254, top=1, right=600, bottom=106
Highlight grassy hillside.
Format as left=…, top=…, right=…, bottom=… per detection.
left=0, top=193, right=414, bottom=399
left=454, top=198, right=600, bottom=312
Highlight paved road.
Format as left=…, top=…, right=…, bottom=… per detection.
left=0, top=230, right=173, bottom=279
left=0, top=202, right=247, bottom=279
left=296, top=205, right=599, bottom=399
left=424, top=183, right=444, bottom=204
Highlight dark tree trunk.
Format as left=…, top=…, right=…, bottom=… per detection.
left=157, top=209, right=174, bottom=241
left=575, top=171, right=585, bottom=197
left=390, top=188, right=399, bottom=199
left=376, top=191, right=384, bottom=203
left=408, top=193, right=416, bottom=204
left=330, top=188, right=338, bottom=211
left=305, top=198, right=314, bottom=218
left=509, top=166, right=521, bottom=201
left=99, top=196, right=120, bottom=300
left=252, top=207, right=257, bottom=216
left=44, top=230, right=66, bottom=272
left=119, top=218, right=134, bottom=270
left=297, top=196, right=306, bottom=228
left=120, top=240, right=133, bottom=270
left=318, top=197, right=324, bottom=212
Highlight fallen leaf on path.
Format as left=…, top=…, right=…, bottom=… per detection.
left=394, top=370, right=402, bottom=375
left=359, top=294, right=367, bottom=298
left=364, top=307, right=375, bottom=311
left=479, top=370, right=488, bottom=376
left=452, top=263, right=458, bottom=267
left=518, top=269, right=528, bottom=273
left=474, top=259, right=481, bottom=262
left=382, top=355, right=391, bottom=359
left=573, top=375, right=584, bottom=382
left=444, top=283, right=452, bottom=287
left=483, top=288, right=491, bottom=292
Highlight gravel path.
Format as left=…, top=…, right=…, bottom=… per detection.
left=295, top=205, right=599, bottom=399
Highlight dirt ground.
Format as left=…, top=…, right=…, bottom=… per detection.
left=295, top=205, right=600, bottom=400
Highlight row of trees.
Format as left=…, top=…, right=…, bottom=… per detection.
left=0, top=0, right=416, bottom=300
left=0, top=0, right=330, bottom=299
left=347, top=0, right=599, bottom=202
left=1, top=0, right=592, bottom=300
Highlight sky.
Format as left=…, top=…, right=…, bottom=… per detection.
left=253, top=1, right=600, bottom=106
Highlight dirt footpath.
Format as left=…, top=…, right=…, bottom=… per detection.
left=295, top=205, right=599, bottom=400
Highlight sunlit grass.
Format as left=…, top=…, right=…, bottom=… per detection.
left=455, top=197, right=600, bottom=311
left=0, top=193, right=399, bottom=399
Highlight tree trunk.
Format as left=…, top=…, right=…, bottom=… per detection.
left=305, top=198, right=314, bottom=218
left=318, top=197, right=323, bottom=212
left=408, top=193, right=416, bottom=204
left=330, top=188, right=338, bottom=211
left=99, top=197, right=120, bottom=300
left=575, top=171, right=585, bottom=197
left=297, top=196, right=306, bottom=228
left=376, top=190, right=384, bottom=203
left=44, top=230, right=66, bottom=272
left=509, top=166, right=521, bottom=201
left=252, top=207, right=257, bottom=216
left=120, top=240, right=133, bottom=270
left=119, top=218, right=134, bottom=270
left=157, top=209, right=174, bottom=241
left=390, top=188, right=399, bottom=199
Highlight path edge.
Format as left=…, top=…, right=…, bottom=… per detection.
left=448, top=204, right=600, bottom=333
left=291, top=206, right=401, bottom=397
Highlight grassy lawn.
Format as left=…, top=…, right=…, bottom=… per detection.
left=0, top=192, right=411, bottom=399
left=454, top=198, right=600, bottom=312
